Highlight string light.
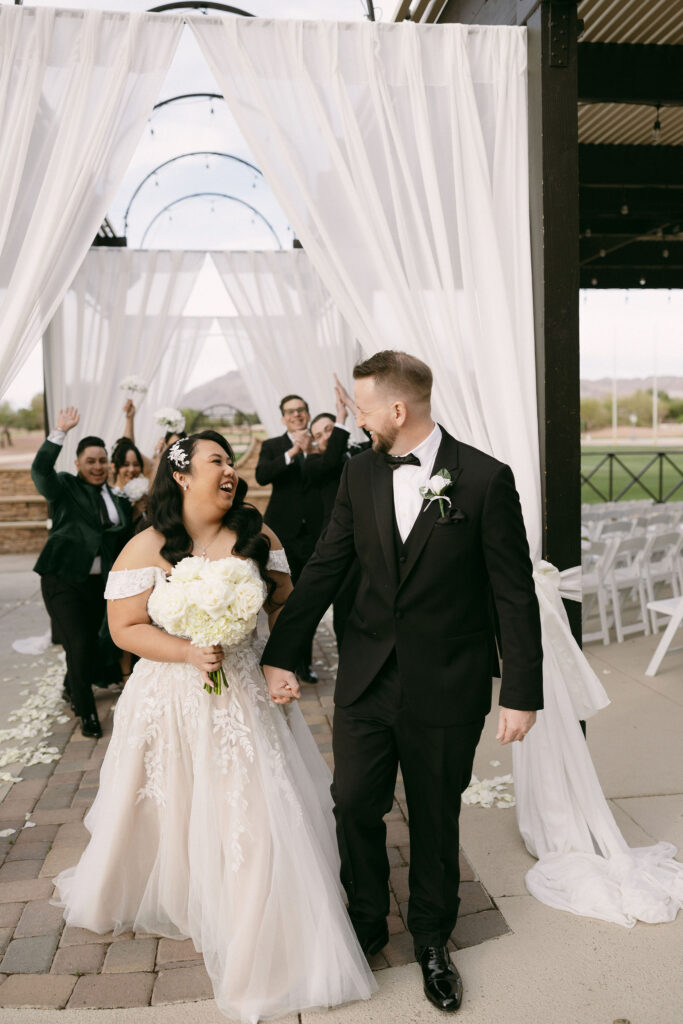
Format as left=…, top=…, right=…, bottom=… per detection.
left=652, top=104, right=662, bottom=144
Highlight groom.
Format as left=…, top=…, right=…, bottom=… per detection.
left=262, top=351, right=543, bottom=1013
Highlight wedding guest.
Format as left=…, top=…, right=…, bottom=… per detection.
left=303, top=390, right=358, bottom=649
left=110, top=437, right=144, bottom=492
left=31, top=407, right=131, bottom=737
left=255, top=394, right=322, bottom=683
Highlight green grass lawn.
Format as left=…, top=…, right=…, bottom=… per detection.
left=581, top=448, right=683, bottom=504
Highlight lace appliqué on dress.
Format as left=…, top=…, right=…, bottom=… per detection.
left=266, top=549, right=290, bottom=575
left=105, top=567, right=165, bottom=600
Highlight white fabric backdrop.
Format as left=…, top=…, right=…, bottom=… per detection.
left=44, top=249, right=204, bottom=468
left=136, top=316, right=215, bottom=456
left=0, top=5, right=182, bottom=398
left=212, top=251, right=362, bottom=437
left=193, top=16, right=683, bottom=925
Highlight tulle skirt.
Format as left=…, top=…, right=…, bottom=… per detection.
left=53, top=640, right=376, bottom=1022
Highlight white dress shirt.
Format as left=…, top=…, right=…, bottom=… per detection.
left=392, top=423, right=442, bottom=542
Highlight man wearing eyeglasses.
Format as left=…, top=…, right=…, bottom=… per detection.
left=255, top=394, right=323, bottom=683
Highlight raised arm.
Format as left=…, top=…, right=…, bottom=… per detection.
left=302, top=426, right=349, bottom=485
left=31, top=406, right=79, bottom=503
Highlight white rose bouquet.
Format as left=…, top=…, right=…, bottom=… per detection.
left=154, top=407, right=185, bottom=434
left=119, top=375, right=148, bottom=398
left=122, top=476, right=149, bottom=503
left=147, top=555, right=265, bottom=694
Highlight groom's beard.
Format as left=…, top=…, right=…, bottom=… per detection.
left=370, top=423, right=399, bottom=454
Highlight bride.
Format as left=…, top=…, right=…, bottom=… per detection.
left=53, top=430, right=376, bottom=1023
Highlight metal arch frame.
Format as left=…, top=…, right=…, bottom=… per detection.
left=123, top=152, right=264, bottom=235
left=139, top=191, right=282, bottom=248
left=152, top=92, right=224, bottom=113
left=147, top=2, right=254, bottom=14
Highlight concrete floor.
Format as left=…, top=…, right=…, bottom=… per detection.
left=0, top=555, right=681, bottom=1024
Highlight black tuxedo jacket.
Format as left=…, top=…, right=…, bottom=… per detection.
left=255, top=432, right=322, bottom=545
left=31, top=440, right=131, bottom=583
left=262, top=427, right=543, bottom=726
left=301, top=426, right=350, bottom=532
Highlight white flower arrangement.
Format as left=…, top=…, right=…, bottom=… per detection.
left=122, top=475, right=149, bottom=503
left=154, top=407, right=185, bottom=433
left=147, top=556, right=266, bottom=694
left=119, top=375, right=148, bottom=396
left=419, top=468, right=452, bottom=517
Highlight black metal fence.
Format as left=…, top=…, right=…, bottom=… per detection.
left=581, top=450, right=683, bottom=504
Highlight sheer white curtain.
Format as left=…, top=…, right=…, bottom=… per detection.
left=0, top=6, right=183, bottom=397
left=44, top=249, right=205, bottom=467
left=212, top=251, right=362, bottom=437
left=192, top=16, right=683, bottom=926
left=137, top=316, right=215, bottom=455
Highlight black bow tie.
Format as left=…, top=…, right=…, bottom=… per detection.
left=384, top=452, right=421, bottom=470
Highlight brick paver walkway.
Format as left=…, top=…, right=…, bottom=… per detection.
left=0, top=620, right=509, bottom=1011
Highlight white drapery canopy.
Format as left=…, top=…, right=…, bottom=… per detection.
left=0, top=5, right=182, bottom=398
left=192, top=16, right=683, bottom=926
left=44, top=249, right=204, bottom=467
left=135, top=315, right=215, bottom=456
left=212, top=251, right=362, bottom=437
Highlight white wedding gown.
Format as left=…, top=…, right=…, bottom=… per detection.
left=53, top=552, right=376, bottom=1023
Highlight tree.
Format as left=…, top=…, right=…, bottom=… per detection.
left=580, top=397, right=610, bottom=433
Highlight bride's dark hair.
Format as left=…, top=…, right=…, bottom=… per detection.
left=148, top=430, right=274, bottom=597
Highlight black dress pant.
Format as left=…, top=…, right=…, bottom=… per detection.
left=332, top=652, right=484, bottom=947
left=41, top=574, right=106, bottom=719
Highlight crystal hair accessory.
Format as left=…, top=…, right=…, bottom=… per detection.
left=168, top=441, right=190, bottom=468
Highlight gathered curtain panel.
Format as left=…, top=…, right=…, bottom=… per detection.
left=0, top=5, right=183, bottom=398
left=192, top=16, right=683, bottom=925
left=212, top=250, right=362, bottom=438
left=44, top=249, right=205, bottom=468
left=136, top=316, right=216, bottom=456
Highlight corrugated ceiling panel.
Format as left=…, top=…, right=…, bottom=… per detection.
left=578, top=0, right=683, bottom=44
left=579, top=103, right=683, bottom=145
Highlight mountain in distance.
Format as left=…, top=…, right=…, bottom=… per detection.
left=581, top=376, right=683, bottom=399
left=180, top=371, right=255, bottom=415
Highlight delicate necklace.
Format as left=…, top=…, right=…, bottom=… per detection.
left=193, top=527, right=223, bottom=558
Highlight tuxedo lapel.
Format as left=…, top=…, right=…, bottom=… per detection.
left=370, top=453, right=399, bottom=589
left=397, top=429, right=462, bottom=591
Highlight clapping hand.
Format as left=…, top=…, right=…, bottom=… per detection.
left=56, top=407, right=80, bottom=433
left=335, top=386, right=348, bottom=426
left=334, top=374, right=357, bottom=416
left=292, top=429, right=312, bottom=454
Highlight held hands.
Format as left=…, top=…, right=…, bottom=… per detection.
left=496, top=708, right=537, bottom=745
left=263, top=665, right=301, bottom=705
left=184, top=642, right=224, bottom=688
left=55, top=407, right=80, bottom=433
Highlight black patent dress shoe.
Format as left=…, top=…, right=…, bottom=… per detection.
left=297, top=666, right=319, bottom=684
left=80, top=713, right=102, bottom=739
left=415, top=945, right=463, bottom=1012
left=355, top=919, right=389, bottom=957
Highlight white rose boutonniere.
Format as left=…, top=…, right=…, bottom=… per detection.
left=419, top=468, right=452, bottom=518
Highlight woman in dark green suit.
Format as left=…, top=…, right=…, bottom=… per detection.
left=31, top=407, right=131, bottom=737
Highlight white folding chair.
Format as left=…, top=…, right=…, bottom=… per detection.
left=582, top=539, right=620, bottom=645
left=608, top=536, right=651, bottom=643
left=645, top=595, right=683, bottom=676
left=642, top=531, right=683, bottom=631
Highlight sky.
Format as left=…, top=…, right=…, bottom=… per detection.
left=4, top=0, right=682, bottom=407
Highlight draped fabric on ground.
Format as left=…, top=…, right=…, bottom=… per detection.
left=137, top=317, right=215, bottom=456
left=44, top=250, right=204, bottom=467
left=212, top=251, right=362, bottom=438
left=0, top=6, right=182, bottom=398
left=192, top=16, right=683, bottom=926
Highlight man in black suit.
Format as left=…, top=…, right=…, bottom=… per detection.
left=255, top=394, right=323, bottom=682
left=32, top=407, right=131, bottom=738
left=261, top=351, right=543, bottom=1014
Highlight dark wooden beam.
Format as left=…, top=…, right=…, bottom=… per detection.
left=580, top=238, right=683, bottom=267
left=580, top=186, right=683, bottom=222
left=579, top=43, right=683, bottom=106
left=580, top=144, right=683, bottom=188
left=581, top=267, right=682, bottom=288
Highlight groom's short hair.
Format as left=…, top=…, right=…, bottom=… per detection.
left=353, top=350, right=432, bottom=406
